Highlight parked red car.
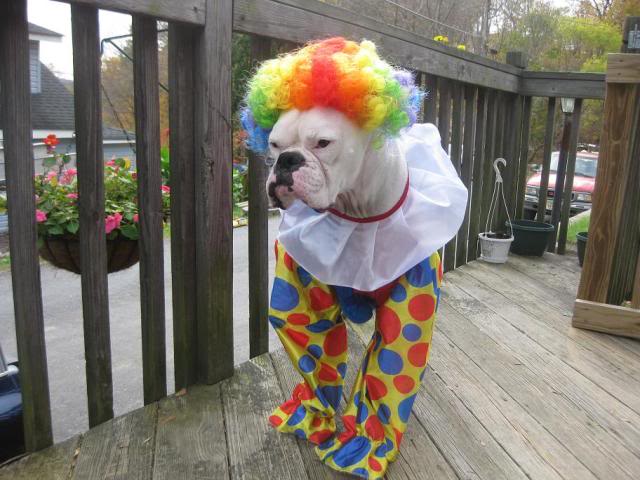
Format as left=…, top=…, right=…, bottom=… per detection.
left=523, top=151, right=597, bottom=219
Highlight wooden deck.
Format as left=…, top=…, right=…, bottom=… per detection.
left=3, top=253, right=640, bottom=480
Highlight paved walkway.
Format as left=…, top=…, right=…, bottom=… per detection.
left=0, top=217, right=281, bottom=442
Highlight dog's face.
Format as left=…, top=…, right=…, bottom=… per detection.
left=266, top=107, right=370, bottom=210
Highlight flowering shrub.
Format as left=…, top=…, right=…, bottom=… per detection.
left=34, top=135, right=170, bottom=241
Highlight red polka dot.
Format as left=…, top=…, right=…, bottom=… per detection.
left=394, top=428, right=403, bottom=447
left=310, top=287, right=335, bottom=311
left=311, top=416, right=323, bottom=428
left=377, top=306, right=401, bottom=344
left=318, top=362, right=339, bottom=382
left=408, top=343, right=429, bottom=367
left=438, top=261, right=443, bottom=282
left=274, top=240, right=279, bottom=261
left=338, top=430, right=355, bottom=443
left=323, top=323, right=347, bottom=356
left=279, top=399, right=299, bottom=414
left=368, top=457, right=382, bottom=472
left=288, top=313, right=310, bottom=325
left=365, top=415, right=385, bottom=441
left=269, top=415, right=283, bottom=426
left=342, top=414, right=356, bottom=433
left=408, top=294, right=435, bottom=321
left=284, top=252, right=295, bottom=271
left=294, top=382, right=314, bottom=400
left=285, top=328, right=309, bottom=348
left=365, top=375, right=388, bottom=400
left=393, top=375, right=415, bottom=394
left=310, top=429, right=334, bottom=444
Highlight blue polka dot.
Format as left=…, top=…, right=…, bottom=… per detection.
left=306, top=319, right=334, bottom=333
left=308, top=344, right=323, bottom=359
left=402, top=324, right=422, bottom=342
left=332, top=436, right=372, bottom=468
left=352, top=468, right=369, bottom=479
left=377, top=404, right=391, bottom=424
left=390, top=283, right=407, bottom=302
left=337, top=362, right=347, bottom=379
left=294, top=428, right=306, bottom=439
left=378, top=348, right=404, bottom=375
left=268, top=316, right=285, bottom=329
left=356, top=402, right=369, bottom=424
left=375, top=443, right=388, bottom=457
left=287, top=405, right=307, bottom=426
left=407, top=260, right=431, bottom=287
left=315, top=387, right=329, bottom=408
left=321, top=385, right=342, bottom=410
left=385, top=437, right=394, bottom=451
left=270, top=278, right=299, bottom=311
left=334, top=286, right=374, bottom=324
left=297, top=266, right=312, bottom=287
left=318, top=438, right=335, bottom=451
left=298, top=355, right=316, bottom=373
left=398, top=394, right=417, bottom=423
left=354, top=392, right=361, bottom=406
left=373, top=331, right=382, bottom=351
left=362, top=353, right=370, bottom=372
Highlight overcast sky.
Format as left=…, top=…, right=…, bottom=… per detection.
left=30, top=0, right=573, bottom=80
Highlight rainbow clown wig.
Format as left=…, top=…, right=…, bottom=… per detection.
left=240, top=37, right=424, bottom=153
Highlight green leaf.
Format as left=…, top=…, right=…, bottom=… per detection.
left=62, top=154, right=71, bottom=164
left=119, top=223, right=139, bottom=240
left=66, top=221, right=79, bottom=234
left=43, top=157, right=56, bottom=167
left=48, top=225, right=64, bottom=235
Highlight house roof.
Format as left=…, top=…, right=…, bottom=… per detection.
left=28, top=23, right=63, bottom=39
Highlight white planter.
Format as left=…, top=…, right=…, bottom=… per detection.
left=479, top=232, right=513, bottom=264
left=0, top=214, right=8, bottom=234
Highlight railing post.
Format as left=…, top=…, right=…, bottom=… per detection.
left=467, top=88, right=487, bottom=260
left=515, top=96, right=532, bottom=219
left=71, top=3, right=114, bottom=426
left=248, top=35, right=272, bottom=358
left=168, top=23, right=198, bottom=390
left=0, top=0, right=53, bottom=451
left=132, top=16, right=167, bottom=403
left=536, top=97, right=557, bottom=222
left=194, top=0, right=234, bottom=383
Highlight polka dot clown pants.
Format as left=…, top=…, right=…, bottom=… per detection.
left=268, top=241, right=442, bottom=479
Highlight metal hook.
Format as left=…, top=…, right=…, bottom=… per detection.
left=493, top=158, right=506, bottom=183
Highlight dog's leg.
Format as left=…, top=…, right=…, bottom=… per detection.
left=316, top=252, right=442, bottom=479
left=268, top=241, right=347, bottom=445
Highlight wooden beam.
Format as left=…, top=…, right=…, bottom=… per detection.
left=520, top=71, right=605, bottom=99
left=0, top=0, right=53, bottom=452
left=194, top=0, right=234, bottom=383
left=71, top=3, right=114, bottom=427
left=536, top=97, right=556, bottom=223
left=572, top=299, right=640, bottom=340
left=132, top=15, right=167, bottom=403
left=53, top=0, right=206, bottom=24
left=606, top=53, right=640, bottom=83
left=168, top=24, right=198, bottom=390
left=248, top=35, right=271, bottom=358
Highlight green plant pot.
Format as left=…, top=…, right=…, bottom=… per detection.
left=508, top=219, right=555, bottom=256
left=576, top=231, right=588, bottom=267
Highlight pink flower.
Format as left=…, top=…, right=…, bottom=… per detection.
left=66, top=193, right=78, bottom=200
left=132, top=172, right=138, bottom=180
left=60, top=168, right=77, bottom=185
left=36, top=209, right=47, bottom=223
left=133, top=213, right=139, bottom=223
left=106, top=159, right=116, bottom=167
left=104, top=212, right=123, bottom=234
left=161, top=185, right=170, bottom=194
left=46, top=171, right=57, bottom=182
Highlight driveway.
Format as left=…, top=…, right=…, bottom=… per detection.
left=0, top=217, right=281, bottom=442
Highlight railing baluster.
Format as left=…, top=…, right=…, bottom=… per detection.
left=468, top=88, right=487, bottom=261
left=423, top=73, right=438, bottom=125
left=499, top=93, right=523, bottom=227
left=437, top=77, right=452, bottom=153
left=0, top=0, right=53, bottom=451
left=444, top=83, right=463, bottom=272
left=537, top=97, right=557, bottom=222
left=557, top=98, right=583, bottom=255
left=456, top=85, right=477, bottom=268
left=515, top=96, right=533, bottom=218
left=480, top=90, right=498, bottom=235
left=71, top=4, right=114, bottom=426
left=132, top=16, right=167, bottom=403
left=168, top=23, right=198, bottom=390
left=194, top=0, right=234, bottom=383
left=248, top=35, right=272, bottom=359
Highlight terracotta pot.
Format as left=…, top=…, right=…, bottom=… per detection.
left=39, top=235, right=139, bottom=274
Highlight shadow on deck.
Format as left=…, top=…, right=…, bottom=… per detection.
left=3, top=253, right=640, bottom=480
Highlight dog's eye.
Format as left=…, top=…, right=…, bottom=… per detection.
left=316, top=139, right=331, bottom=148
left=269, top=142, right=279, bottom=149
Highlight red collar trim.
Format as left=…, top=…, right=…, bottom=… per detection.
left=328, top=176, right=410, bottom=224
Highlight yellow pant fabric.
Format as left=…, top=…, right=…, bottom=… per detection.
left=268, top=241, right=442, bottom=479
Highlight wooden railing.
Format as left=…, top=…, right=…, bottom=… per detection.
left=0, top=0, right=605, bottom=453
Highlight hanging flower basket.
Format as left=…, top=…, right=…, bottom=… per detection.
left=39, top=234, right=139, bottom=274
left=479, top=158, right=514, bottom=264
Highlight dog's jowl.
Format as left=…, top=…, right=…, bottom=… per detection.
left=241, top=37, right=468, bottom=479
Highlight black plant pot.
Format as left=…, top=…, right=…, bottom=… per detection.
left=576, top=232, right=588, bottom=267
left=508, top=219, right=555, bottom=256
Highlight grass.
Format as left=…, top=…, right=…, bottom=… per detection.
left=0, top=255, right=10, bottom=272
left=567, top=211, right=590, bottom=245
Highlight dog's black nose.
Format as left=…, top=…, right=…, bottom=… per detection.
left=275, top=151, right=305, bottom=172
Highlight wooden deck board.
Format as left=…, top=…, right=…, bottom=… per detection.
left=3, top=253, right=640, bottom=479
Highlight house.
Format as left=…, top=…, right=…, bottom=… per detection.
left=0, top=23, right=136, bottom=181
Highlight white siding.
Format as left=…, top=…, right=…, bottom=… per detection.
left=29, top=40, right=41, bottom=94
